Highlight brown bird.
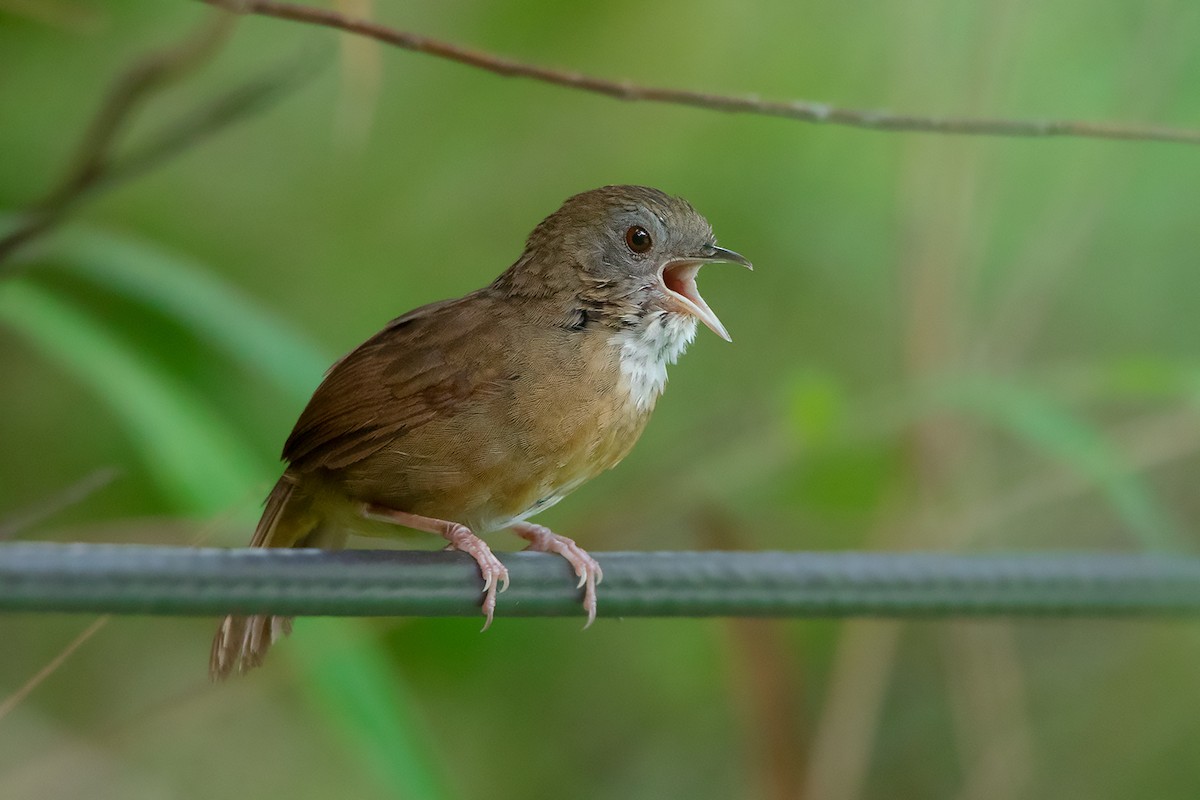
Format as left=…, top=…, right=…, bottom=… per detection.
left=210, top=185, right=750, bottom=678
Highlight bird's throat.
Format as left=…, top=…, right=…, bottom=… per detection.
left=613, top=312, right=697, bottom=412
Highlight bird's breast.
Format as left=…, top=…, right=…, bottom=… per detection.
left=473, top=321, right=684, bottom=530
left=507, top=313, right=696, bottom=504
left=334, top=311, right=695, bottom=533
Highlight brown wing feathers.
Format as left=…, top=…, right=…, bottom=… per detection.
left=282, top=295, right=502, bottom=471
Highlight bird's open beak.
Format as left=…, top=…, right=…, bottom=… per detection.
left=660, top=246, right=752, bottom=342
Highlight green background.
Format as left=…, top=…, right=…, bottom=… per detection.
left=3, top=1, right=1200, bottom=798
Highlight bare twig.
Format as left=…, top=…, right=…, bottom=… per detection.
left=201, top=0, right=1200, bottom=146
left=0, top=467, right=120, bottom=541
left=111, top=53, right=322, bottom=182
left=802, top=620, right=903, bottom=800
left=0, top=617, right=109, bottom=724
left=0, top=0, right=104, bottom=33
left=55, top=16, right=236, bottom=201
left=0, top=14, right=316, bottom=269
left=0, top=510, right=237, bottom=727
left=700, top=509, right=807, bottom=800
left=0, top=15, right=234, bottom=265
left=0, top=467, right=119, bottom=725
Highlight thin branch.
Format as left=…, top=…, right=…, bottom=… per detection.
left=202, top=0, right=1200, bottom=146
left=0, top=467, right=120, bottom=541
left=0, top=513, right=238, bottom=726
left=4, top=543, right=1200, bottom=618
left=0, top=15, right=317, bottom=269
left=0, top=15, right=234, bottom=265
left=51, top=15, right=237, bottom=206
left=105, top=52, right=323, bottom=185
left=0, top=616, right=109, bottom=723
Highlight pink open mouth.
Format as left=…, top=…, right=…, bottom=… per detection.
left=661, top=260, right=732, bottom=342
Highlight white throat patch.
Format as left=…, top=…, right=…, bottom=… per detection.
left=614, top=313, right=697, bottom=412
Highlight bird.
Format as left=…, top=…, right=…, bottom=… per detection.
left=210, top=185, right=751, bottom=679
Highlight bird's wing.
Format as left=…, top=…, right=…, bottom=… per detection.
left=282, top=292, right=508, bottom=471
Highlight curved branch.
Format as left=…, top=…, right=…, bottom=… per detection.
left=202, top=0, right=1200, bottom=146
left=0, top=16, right=316, bottom=269
left=0, top=16, right=235, bottom=266
left=3, top=543, right=1200, bottom=618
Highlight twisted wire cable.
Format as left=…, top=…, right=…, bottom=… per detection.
left=4, top=543, right=1200, bottom=618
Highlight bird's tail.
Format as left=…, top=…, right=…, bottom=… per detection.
left=209, top=473, right=345, bottom=680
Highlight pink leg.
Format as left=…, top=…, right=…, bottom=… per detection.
left=511, top=522, right=603, bottom=628
left=362, top=503, right=509, bottom=630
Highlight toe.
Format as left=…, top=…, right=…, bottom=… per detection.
left=581, top=578, right=598, bottom=629
left=479, top=564, right=502, bottom=631
left=480, top=589, right=496, bottom=632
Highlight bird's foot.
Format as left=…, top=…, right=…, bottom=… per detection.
left=442, top=527, right=510, bottom=631
left=512, top=522, right=603, bottom=628
left=361, top=503, right=508, bottom=630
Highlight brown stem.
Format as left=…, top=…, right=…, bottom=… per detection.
left=0, top=15, right=236, bottom=266
left=0, top=14, right=312, bottom=270
left=202, top=0, right=1200, bottom=146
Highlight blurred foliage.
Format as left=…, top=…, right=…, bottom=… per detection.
left=3, top=1, right=1200, bottom=799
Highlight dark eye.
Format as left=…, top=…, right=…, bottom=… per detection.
left=625, top=225, right=652, bottom=253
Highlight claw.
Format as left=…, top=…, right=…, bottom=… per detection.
left=480, top=592, right=496, bottom=632
left=582, top=585, right=597, bottom=630
left=357, top=505, right=508, bottom=631
left=512, top=522, right=601, bottom=628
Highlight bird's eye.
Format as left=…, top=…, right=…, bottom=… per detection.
left=625, top=226, right=653, bottom=253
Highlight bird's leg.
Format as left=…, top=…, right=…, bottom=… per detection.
left=361, top=503, right=509, bottom=630
left=511, top=522, right=603, bottom=628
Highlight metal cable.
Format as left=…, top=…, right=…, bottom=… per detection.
left=3, top=543, right=1200, bottom=618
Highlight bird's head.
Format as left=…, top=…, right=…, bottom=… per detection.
left=502, top=185, right=751, bottom=341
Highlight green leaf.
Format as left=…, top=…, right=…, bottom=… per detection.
left=4, top=221, right=451, bottom=796
left=291, top=618, right=455, bottom=800
left=13, top=221, right=330, bottom=399
left=1063, top=356, right=1200, bottom=405
left=0, top=279, right=267, bottom=513
left=930, top=375, right=1181, bottom=551
left=788, top=368, right=848, bottom=447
